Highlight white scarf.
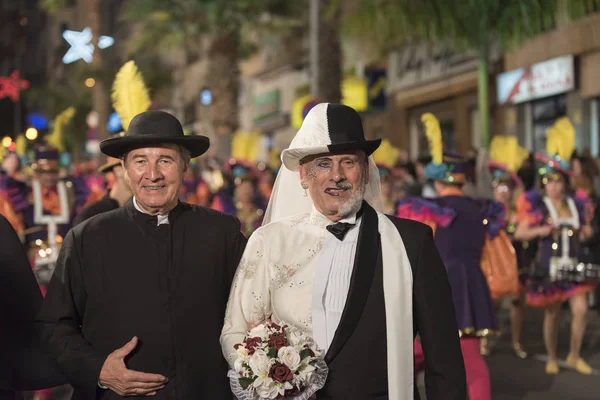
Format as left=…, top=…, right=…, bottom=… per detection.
left=377, top=211, right=414, bottom=400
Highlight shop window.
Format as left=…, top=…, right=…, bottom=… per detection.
left=532, top=95, right=567, bottom=152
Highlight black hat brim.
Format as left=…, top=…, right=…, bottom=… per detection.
left=99, top=134, right=210, bottom=159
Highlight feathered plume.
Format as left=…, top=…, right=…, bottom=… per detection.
left=490, top=135, right=528, bottom=172
left=15, top=135, right=26, bottom=156
left=231, top=131, right=261, bottom=162
left=421, top=113, right=443, bottom=164
left=45, top=107, right=75, bottom=152
left=545, top=125, right=560, bottom=157
left=373, top=139, right=400, bottom=168
left=111, top=61, right=151, bottom=131
left=553, top=117, right=575, bottom=161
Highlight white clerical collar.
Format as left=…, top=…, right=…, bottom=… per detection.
left=133, top=197, right=170, bottom=225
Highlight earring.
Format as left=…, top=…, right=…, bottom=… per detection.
left=301, top=182, right=308, bottom=196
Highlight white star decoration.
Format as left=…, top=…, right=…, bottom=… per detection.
left=62, top=27, right=114, bottom=64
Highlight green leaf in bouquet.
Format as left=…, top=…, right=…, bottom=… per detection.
left=267, top=346, right=278, bottom=358
left=299, top=349, right=312, bottom=360
left=239, top=377, right=255, bottom=390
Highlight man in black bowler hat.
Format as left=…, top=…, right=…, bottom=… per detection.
left=38, top=110, right=247, bottom=399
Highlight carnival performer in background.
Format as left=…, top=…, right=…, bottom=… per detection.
left=233, top=174, right=264, bottom=236
left=22, top=146, right=78, bottom=290
left=212, top=131, right=267, bottom=233
left=0, top=137, right=30, bottom=234
left=180, top=162, right=211, bottom=206
left=484, top=135, right=532, bottom=359
left=72, top=155, right=132, bottom=227
left=257, top=164, right=277, bottom=202
left=397, top=113, right=515, bottom=400
left=515, top=117, right=597, bottom=375
left=372, top=139, right=401, bottom=214
left=0, top=150, right=26, bottom=233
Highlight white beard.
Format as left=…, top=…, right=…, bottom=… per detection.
left=337, top=176, right=366, bottom=218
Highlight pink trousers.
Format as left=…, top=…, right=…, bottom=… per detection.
left=414, top=337, right=491, bottom=400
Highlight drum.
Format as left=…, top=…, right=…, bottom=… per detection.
left=555, top=262, right=600, bottom=282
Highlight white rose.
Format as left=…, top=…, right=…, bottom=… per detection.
left=254, top=377, right=280, bottom=399
left=278, top=346, right=302, bottom=371
left=233, top=356, right=248, bottom=374
left=249, top=324, right=269, bottom=340
left=248, top=350, right=271, bottom=378
left=287, top=326, right=309, bottom=347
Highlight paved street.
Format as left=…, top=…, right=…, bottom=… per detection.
left=488, top=302, right=600, bottom=400
left=417, top=300, right=600, bottom=400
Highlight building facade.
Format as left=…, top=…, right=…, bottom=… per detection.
left=499, top=12, right=600, bottom=156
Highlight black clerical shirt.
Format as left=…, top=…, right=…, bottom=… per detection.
left=37, top=199, right=247, bottom=399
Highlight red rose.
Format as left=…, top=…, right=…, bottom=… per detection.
left=270, top=321, right=281, bottom=330
left=245, top=337, right=262, bottom=355
left=269, top=363, right=294, bottom=383
left=268, top=334, right=289, bottom=350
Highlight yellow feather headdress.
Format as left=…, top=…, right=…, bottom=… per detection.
left=372, top=139, right=400, bottom=169
left=111, top=61, right=151, bottom=131
left=489, top=135, right=528, bottom=172
left=421, top=113, right=442, bottom=164
left=546, top=117, right=575, bottom=161
left=45, top=107, right=76, bottom=152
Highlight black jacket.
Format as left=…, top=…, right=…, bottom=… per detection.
left=37, top=200, right=247, bottom=399
left=0, top=215, right=65, bottom=394
left=317, top=203, right=466, bottom=400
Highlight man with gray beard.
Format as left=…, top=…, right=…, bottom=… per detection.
left=221, top=103, right=465, bottom=400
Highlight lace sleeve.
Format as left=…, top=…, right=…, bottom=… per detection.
left=220, top=230, right=272, bottom=366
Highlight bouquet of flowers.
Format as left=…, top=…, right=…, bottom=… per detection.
left=227, top=320, right=328, bottom=400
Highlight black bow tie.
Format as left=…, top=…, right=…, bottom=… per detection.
left=326, top=222, right=355, bottom=241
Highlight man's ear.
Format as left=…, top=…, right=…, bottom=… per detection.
left=299, top=163, right=306, bottom=181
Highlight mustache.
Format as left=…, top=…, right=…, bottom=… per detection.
left=335, top=181, right=353, bottom=190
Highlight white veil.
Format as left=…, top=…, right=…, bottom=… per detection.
left=262, top=156, right=384, bottom=225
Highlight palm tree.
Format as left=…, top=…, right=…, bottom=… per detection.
left=317, top=0, right=343, bottom=103
left=122, top=0, right=304, bottom=158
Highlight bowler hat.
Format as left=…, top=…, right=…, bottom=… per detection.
left=99, top=110, right=210, bottom=158
left=281, top=103, right=381, bottom=171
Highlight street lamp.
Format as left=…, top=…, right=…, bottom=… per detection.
left=1, top=136, right=12, bottom=147
left=25, top=127, right=38, bottom=140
